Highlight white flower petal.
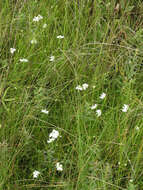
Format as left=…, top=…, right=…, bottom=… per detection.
left=49, top=129, right=59, bottom=139
left=49, top=56, right=55, bottom=62
left=121, top=104, right=129, bottom=112
left=57, top=35, right=64, bottom=39
left=33, top=14, right=43, bottom=22
left=76, top=85, right=83, bottom=91
left=82, top=83, right=88, bottom=90
left=56, top=162, right=63, bottom=171
left=96, top=109, right=102, bottom=117
left=47, top=138, right=55, bottom=143
left=47, top=129, right=59, bottom=143
left=91, top=104, right=97, bottom=110
left=10, top=48, right=16, bottom=54
left=41, top=109, right=49, bottom=114
left=33, top=170, right=40, bottom=178
left=19, top=58, right=28, bottom=62
left=100, top=92, right=106, bottom=99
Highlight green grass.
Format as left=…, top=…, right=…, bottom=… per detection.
left=0, top=0, right=143, bottom=189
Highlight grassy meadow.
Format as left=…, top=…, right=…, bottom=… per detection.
left=1, top=0, right=143, bottom=189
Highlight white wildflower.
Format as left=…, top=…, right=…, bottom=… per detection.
left=75, top=85, right=83, bottom=91
left=82, top=83, right=88, bottom=90
left=96, top=109, right=101, bottom=117
left=91, top=104, right=97, bottom=110
left=76, top=83, right=88, bottom=91
left=43, top=23, right=47, bottom=28
left=47, top=138, right=55, bottom=143
left=121, top=104, right=129, bottom=112
left=49, top=129, right=59, bottom=139
left=100, top=92, right=106, bottom=99
left=41, top=109, right=49, bottom=114
left=19, top=58, right=28, bottom=62
left=31, top=39, right=37, bottom=44
left=33, top=14, right=43, bottom=22
left=49, top=56, right=55, bottom=62
left=47, top=129, right=59, bottom=143
left=57, top=35, right=64, bottom=39
left=10, top=48, right=16, bottom=54
left=33, top=170, right=40, bottom=178
left=56, top=162, right=63, bottom=171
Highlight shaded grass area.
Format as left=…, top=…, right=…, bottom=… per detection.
left=0, top=0, right=143, bottom=189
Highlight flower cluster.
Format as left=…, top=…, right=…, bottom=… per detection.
left=56, top=162, right=63, bottom=171
left=41, top=109, right=49, bottom=114
left=33, top=128, right=62, bottom=178
left=96, top=109, right=102, bottom=117
left=33, top=161, right=63, bottom=178
left=49, top=56, right=55, bottom=62
left=11, top=10, right=131, bottom=180
left=10, top=48, right=16, bottom=54
left=10, top=14, right=66, bottom=179
left=57, top=35, right=64, bottom=39
left=90, top=93, right=106, bottom=117
left=33, top=170, right=40, bottom=178
left=90, top=104, right=97, bottom=110
left=20, top=58, right=28, bottom=62
left=47, top=129, right=59, bottom=143
left=121, top=104, right=129, bottom=112
left=33, top=14, right=43, bottom=22
left=76, top=83, right=89, bottom=91
left=99, top=92, right=106, bottom=99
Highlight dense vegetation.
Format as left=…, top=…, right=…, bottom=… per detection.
left=0, top=0, right=143, bottom=189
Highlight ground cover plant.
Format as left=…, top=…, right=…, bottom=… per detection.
left=0, top=0, right=143, bottom=189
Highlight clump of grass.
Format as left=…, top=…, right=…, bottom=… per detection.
left=0, top=0, right=143, bottom=189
